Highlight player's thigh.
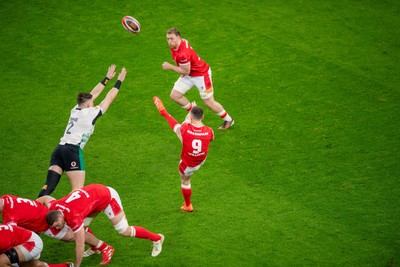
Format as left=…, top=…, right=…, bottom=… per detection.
left=172, top=76, right=194, bottom=95
left=61, top=144, right=85, bottom=171
left=192, top=71, right=214, bottom=99
left=179, top=161, right=203, bottom=177
left=0, top=254, right=11, bottom=266
left=104, top=187, right=125, bottom=222
left=49, top=144, right=64, bottom=170
left=14, top=233, right=43, bottom=263
left=65, top=170, right=85, bottom=190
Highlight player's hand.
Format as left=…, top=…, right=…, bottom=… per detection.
left=106, top=64, right=117, bottom=80
left=117, top=68, right=127, bottom=82
left=162, top=62, right=173, bottom=70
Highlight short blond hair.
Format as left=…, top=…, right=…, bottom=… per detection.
left=167, top=27, right=181, bottom=37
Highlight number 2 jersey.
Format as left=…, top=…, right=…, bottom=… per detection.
left=59, top=105, right=104, bottom=149
left=180, top=122, right=214, bottom=167
left=1, top=195, right=49, bottom=233
left=49, top=184, right=111, bottom=233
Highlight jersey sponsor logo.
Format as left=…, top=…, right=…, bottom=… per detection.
left=187, top=130, right=209, bottom=136
left=70, top=161, right=79, bottom=170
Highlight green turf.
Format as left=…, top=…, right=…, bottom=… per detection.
left=0, top=0, right=399, bottom=266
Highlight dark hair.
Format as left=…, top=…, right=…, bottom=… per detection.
left=167, top=27, right=181, bottom=37
left=77, top=93, right=93, bottom=105
left=46, top=210, right=62, bottom=225
left=190, top=106, right=204, bottom=121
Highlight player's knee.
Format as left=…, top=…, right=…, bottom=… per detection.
left=114, top=218, right=129, bottom=235
left=202, top=98, right=214, bottom=108
left=170, top=89, right=183, bottom=101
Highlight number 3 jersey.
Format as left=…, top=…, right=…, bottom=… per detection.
left=59, top=105, right=104, bottom=149
left=180, top=123, right=214, bottom=167
left=1, top=195, right=49, bottom=233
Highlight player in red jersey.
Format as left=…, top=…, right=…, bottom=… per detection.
left=0, top=194, right=111, bottom=258
left=46, top=184, right=164, bottom=267
left=0, top=194, right=67, bottom=237
left=153, top=96, right=214, bottom=212
left=0, top=224, right=73, bottom=267
left=162, top=27, right=234, bottom=130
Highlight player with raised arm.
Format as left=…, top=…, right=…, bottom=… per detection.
left=38, top=65, right=127, bottom=197
left=46, top=184, right=164, bottom=267
left=0, top=224, right=73, bottom=267
left=162, top=27, right=234, bottom=130
left=153, top=96, right=214, bottom=212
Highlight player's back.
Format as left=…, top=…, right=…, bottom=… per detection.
left=1, top=195, right=49, bottom=233
left=180, top=123, right=214, bottom=166
left=60, top=106, right=103, bottom=149
left=0, top=224, right=32, bottom=253
left=50, top=184, right=111, bottom=218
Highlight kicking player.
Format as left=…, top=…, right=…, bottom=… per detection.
left=38, top=65, right=127, bottom=197
left=46, top=184, right=164, bottom=267
left=153, top=96, right=214, bottom=212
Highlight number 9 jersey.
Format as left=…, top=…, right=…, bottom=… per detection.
left=180, top=122, right=214, bottom=168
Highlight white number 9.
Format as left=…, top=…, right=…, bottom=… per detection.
left=192, top=139, right=202, bottom=154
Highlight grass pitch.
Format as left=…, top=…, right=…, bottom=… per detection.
left=0, top=0, right=399, bottom=266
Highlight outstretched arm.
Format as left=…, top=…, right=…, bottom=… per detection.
left=99, top=68, right=127, bottom=113
left=90, top=64, right=117, bottom=101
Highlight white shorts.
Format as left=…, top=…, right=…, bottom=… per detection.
left=179, top=160, right=206, bottom=176
left=173, top=68, right=214, bottom=99
left=17, top=231, right=43, bottom=261
left=82, top=187, right=124, bottom=227
left=104, top=186, right=123, bottom=220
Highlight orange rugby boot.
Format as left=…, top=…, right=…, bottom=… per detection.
left=153, top=96, right=165, bottom=113
left=180, top=203, right=194, bottom=212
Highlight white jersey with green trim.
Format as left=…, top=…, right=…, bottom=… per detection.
left=59, top=105, right=104, bottom=149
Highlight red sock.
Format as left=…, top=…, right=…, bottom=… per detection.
left=182, top=188, right=192, bottom=206
left=161, top=111, right=179, bottom=131
left=97, top=241, right=108, bottom=251
left=133, top=226, right=161, bottom=242
left=220, top=111, right=228, bottom=119
left=186, top=103, right=193, bottom=111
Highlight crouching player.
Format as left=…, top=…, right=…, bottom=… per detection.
left=0, top=194, right=112, bottom=264
left=46, top=184, right=164, bottom=267
left=0, top=224, right=73, bottom=267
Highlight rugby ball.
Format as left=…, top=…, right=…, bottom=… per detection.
left=122, top=16, right=141, bottom=34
